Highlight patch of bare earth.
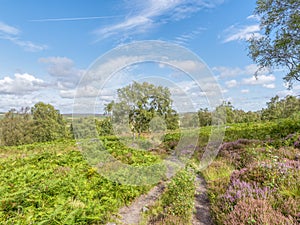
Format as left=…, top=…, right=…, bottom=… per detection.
left=107, top=183, right=165, bottom=225
left=192, top=175, right=213, bottom=225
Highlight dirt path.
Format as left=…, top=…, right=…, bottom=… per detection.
left=107, top=183, right=165, bottom=225
left=192, top=174, right=213, bottom=225
left=107, top=163, right=213, bottom=225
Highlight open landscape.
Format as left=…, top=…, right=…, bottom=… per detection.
left=1, top=0, right=299, bottom=224
left=0, top=94, right=299, bottom=224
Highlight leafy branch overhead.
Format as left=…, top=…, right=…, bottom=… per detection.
left=248, top=0, right=300, bottom=87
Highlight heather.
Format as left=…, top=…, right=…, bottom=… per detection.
left=203, top=136, right=300, bottom=224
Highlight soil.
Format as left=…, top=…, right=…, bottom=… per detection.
left=107, top=173, right=213, bottom=225
left=192, top=175, right=213, bottom=225
left=108, top=183, right=166, bottom=225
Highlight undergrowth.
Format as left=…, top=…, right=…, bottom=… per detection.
left=0, top=140, right=156, bottom=224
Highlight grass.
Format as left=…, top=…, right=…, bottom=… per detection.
left=141, top=168, right=196, bottom=225
left=1, top=117, right=300, bottom=224
left=203, top=142, right=300, bottom=224
left=0, top=140, right=156, bottom=224
left=201, top=159, right=235, bottom=182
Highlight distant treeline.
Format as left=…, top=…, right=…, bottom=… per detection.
left=1, top=95, right=299, bottom=146
left=181, top=95, right=300, bottom=128
left=0, top=102, right=70, bottom=146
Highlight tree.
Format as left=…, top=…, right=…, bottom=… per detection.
left=248, top=0, right=300, bottom=86
left=180, top=112, right=199, bottom=128
left=0, top=107, right=32, bottom=146
left=31, top=102, right=69, bottom=142
left=215, top=101, right=235, bottom=124
left=261, top=95, right=300, bottom=120
left=0, top=103, right=70, bottom=146
left=71, top=117, right=98, bottom=139
left=198, top=108, right=212, bottom=127
left=106, top=82, right=179, bottom=137
left=96, top=118, right=113, bottom=136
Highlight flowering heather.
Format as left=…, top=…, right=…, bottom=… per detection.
left=219, top=139, right=253, bottom=152
left=284, top=133, right=296, bottom=140
left=277, top=159, right=300, bottom=170
left=222, top=179, right=273, bottom=206
left=224, top=198, right=295, bottom=225
left=219, top=142, right=236, bottom=152
left=229, top=168, right=248, bottom=183
left=284, top=133, right=300, bottom=147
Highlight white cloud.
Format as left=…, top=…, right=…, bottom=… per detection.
left=277, top=90, right=294, bottom=97
left=39, top=56, right=84, bottom=89
left=241, top=89, right=249, bottom=93
left=263, top=83, right=275, bottom=89
left=0, top=21, right=19, bottom=35
left=0, top=21, right=47, bottom=51
left=294, top=85, right=300, bottom=91
left=222, top=89, right=228, bottom=93
left=94, top=0, right=224, bottom=40
left=242, top=74, right=275, bottom=86
left=168, top=60, right=205, bottom=72
left=39, top=57, right=76, bottom=77
left=225, top=79, right=237, bottom=88
left=213, top=66, right=243, bottom=78
left=30, top=15, right=122, bottom=22
left=223, top=24, right=262, bottom=43
left=7, top=37, right=47, bottom=52
left=246, top=15, right=260, bottom=21
left=174, top=27, right=206, bottom=45
left=59, top=85, right=117, bottom=99
left=277, top=84, right=300, bottom=97
left=214, top=64, right=270, bottom=79
left=0, top=73, right=46, bottom=95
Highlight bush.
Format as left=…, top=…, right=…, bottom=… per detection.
left=96, top=118, right=113, bottom=136
left=0, top=141, right=153, bottom=224
left=224, top=198, right=295, bottom=225
left=221, top=179, right=273, bottom=213
left=219, top=139, right=260, bottom=168
left=150, top=215, right=185, bottom=225
left=224, top=118, right=300, bottom=143
left=145, top=169, right=195, bottom=224
left=161, top=170, right=195, bottom=221
left=0, top=103, right=70, bottom=146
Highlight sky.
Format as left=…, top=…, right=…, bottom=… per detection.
left=0, top=0, right=299, bottom=113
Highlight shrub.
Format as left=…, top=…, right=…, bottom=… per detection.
left=96, top=117, right=113, bottom=136
left=149, top=215, right=185, bottom=225
left=161, top=170, right=195, bottom=221
left=231, top=159, right=300, bottom=189
left=0, top=103, right=70, bottom=146
left=224, top=198, right=295, bottom=225
left=218, top=139, right=260, bottom=168
left=221, top=179, right=273, bottom=213
left=279, top=197, right=300, bottom=222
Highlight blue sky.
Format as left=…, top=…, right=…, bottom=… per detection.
left=0, top=0, right=299, bottom=113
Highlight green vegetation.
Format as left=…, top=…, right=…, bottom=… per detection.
left=202, top=135, right=300, bottom=224
left=248, top=0, right=300, bottom=86
left=0, top=141, right=153, bottom=224
left=0, top=85, right=299, bottom=224
left=0, top=102, right=70, bottom=146
left=142, top=169, right=196, bottom=225
left=105, top=81, right=179, bottom=137
left=193, top=95, right=300, bottom=128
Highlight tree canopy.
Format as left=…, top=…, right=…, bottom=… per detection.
left=31, top=102, right=69, bottom=142
left=0, top=102, right=69, bottom=146
left=105, top=82, right=179, bottom=136
left=248, top=0, right=300, bottom=86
